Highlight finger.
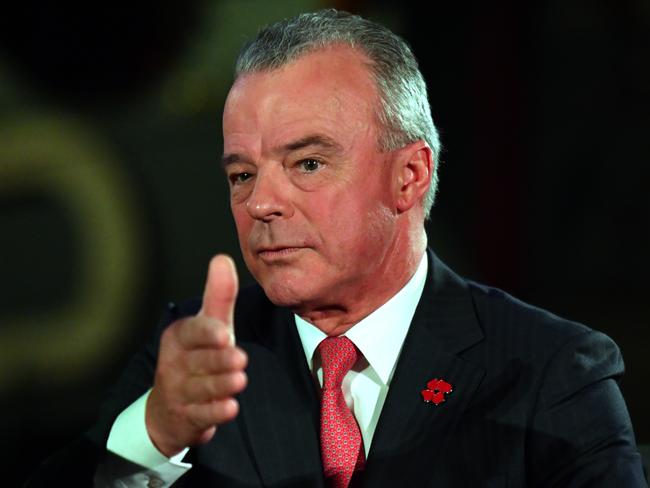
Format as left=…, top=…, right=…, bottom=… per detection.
left=199, top=255, right=238, bottom=345
left=186, top=346, right=248, bottom=375
left=183, top=371, right=247, bottom=403
left=175, top=317, right=232, bottom=350
left=186, top=398, right=239, bottom=431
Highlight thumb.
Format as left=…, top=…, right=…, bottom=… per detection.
left=199, top=254, right=238, bottom=341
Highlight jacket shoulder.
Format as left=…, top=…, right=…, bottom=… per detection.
left=464, top=280, right=618, bottom=367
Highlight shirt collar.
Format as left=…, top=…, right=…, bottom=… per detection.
left=295, top=252, right=428, bottom=385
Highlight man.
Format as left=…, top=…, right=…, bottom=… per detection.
left=28, top=9, right=646, bottom=488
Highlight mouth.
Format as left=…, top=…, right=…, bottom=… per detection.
left=256, top=246, right=306, bottom=262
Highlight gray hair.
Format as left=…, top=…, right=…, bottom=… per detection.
left=235, top=9, right=442, bottom=218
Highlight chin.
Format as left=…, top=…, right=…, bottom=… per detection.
left=261, top=282, right=309, bottom=308
left=256, top=269, right=322, bottom=309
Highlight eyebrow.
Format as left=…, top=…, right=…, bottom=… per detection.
left=221, top=153, right=246, bottom=168
left=221, top=134, right=343, bottom=168
left=281, top=134, right=343, bottom=153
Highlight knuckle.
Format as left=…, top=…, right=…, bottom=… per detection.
left=169, top=317, right=195, bottom=347
left=186, top=407, right=208, bottom=431
left=160, top=322, right=177, bottom=345
left=185, top=350, right=203, bottom=374
left=212, top=326, right=227, bottom=346
left=197, top=318, right=222, bottom=345
left=182, top=377, right=203, bottom=401
left=205, top=377, right=219, bottom=397
left=217, top=349, right=234, bottom=370
left=209, top=350, right=227, bottom=372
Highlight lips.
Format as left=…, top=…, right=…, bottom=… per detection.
left=256, top=246, right=305, bottom=261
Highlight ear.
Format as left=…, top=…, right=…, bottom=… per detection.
left=393, top=141, right=434, bottom=214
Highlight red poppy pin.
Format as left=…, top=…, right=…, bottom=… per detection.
left=421, top=378, right=453, bottom=405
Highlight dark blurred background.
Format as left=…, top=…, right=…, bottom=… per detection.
left=1, top=0, right=648, bottom=485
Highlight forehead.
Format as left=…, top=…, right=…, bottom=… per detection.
left=223, top=46, right=380, bottom=152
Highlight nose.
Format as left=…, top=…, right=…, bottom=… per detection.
left=245, top=167, right=293, bottom=222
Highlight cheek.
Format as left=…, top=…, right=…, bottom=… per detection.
left=316, top=190, right=393, bottom=258
left=231, top=206, right=252, bottom=249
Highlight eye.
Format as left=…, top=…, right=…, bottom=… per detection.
left=299, top=159, right=321, bottom=172
left=230, top=172, right=253, bottom=184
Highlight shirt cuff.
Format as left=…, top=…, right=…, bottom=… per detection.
left=106, top=389, right=191, bottom=479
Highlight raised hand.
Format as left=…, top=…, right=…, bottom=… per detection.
left=145, top=255, right=248, bottom=457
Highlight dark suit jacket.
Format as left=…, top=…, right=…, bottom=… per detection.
left=27, top=250, right=647, bottom=487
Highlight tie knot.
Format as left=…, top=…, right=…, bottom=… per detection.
left=318, top=336, right=358, bottom=390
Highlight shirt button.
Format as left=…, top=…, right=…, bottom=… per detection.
left=147, top=475, right=165, bottom=488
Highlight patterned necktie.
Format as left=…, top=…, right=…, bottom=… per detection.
left=318, top=336, right=366, bottom=488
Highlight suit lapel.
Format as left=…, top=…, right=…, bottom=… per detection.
left=361, top=251, right=486, bottom=487
left=238, top=303, right=325, bottom=487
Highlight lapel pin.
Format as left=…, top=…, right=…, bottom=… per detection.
left=421, top=378, right=453, bottom=405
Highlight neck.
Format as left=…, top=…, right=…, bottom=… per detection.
left=297, top=228, right=427, bottom=336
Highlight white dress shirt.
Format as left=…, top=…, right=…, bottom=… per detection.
left=294, top=252, right=428, bottom=456
left=97, top=252, right=428, bottom=487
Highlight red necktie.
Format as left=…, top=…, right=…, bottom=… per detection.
left=318, top=336, right=366, bottom=488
